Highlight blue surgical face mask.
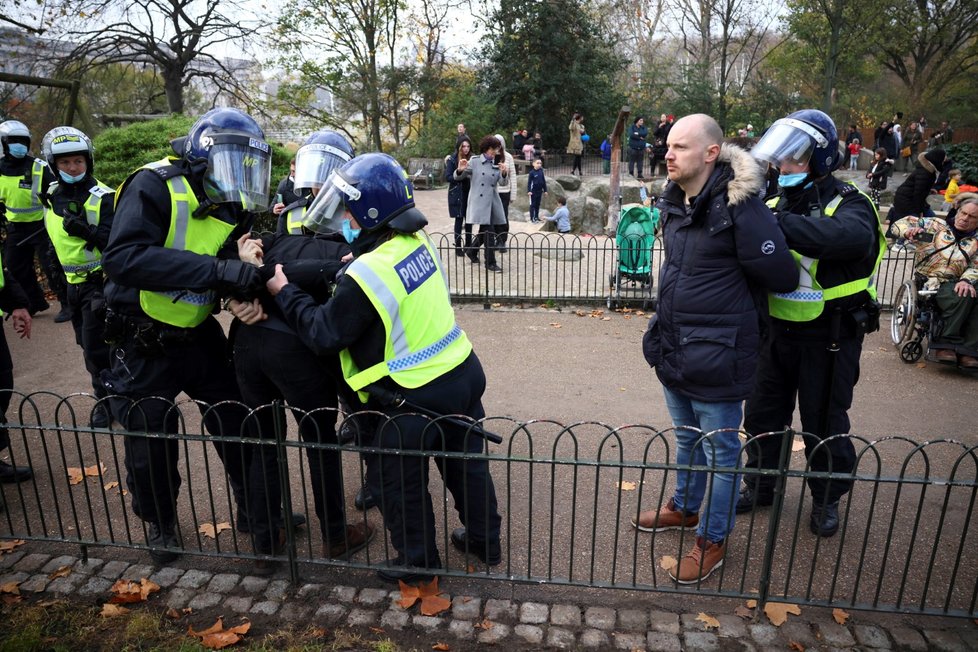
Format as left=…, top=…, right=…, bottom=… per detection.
left=341, top=218, right=361, bottom=244
left=778, top=172, right=809, bottom=188
left=7, top=144, right=28, bottom=158
left=59, top=169, right=86, bottom=184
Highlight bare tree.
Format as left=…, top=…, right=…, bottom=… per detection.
left=669, top=0, right=784, bottom=128
left=49, top=0, right=262, bottom=114
left=274, top=0, right=401, bottom=151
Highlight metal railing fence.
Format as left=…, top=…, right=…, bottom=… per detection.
left=1, top=392, right=975, bottom=618
left=430, top=231, right=916, bottom=310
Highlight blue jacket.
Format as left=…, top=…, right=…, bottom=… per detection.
left=628, top=124, right=648, bottom=151
left=527, top=169, right=547, bottom=196
left=643, top=144, right=799, bottom=401
left=600, top=139, right=612, bottom=161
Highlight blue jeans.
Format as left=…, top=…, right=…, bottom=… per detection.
left=663, top=386, right=743, bottom=543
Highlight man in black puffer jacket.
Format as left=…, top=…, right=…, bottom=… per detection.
left=635, top=114, right=797, bottom=585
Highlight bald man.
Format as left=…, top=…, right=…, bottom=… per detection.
left=633, top=114, right=798, bottom=584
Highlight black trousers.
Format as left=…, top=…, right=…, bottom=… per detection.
left=0, top=325, right=12, bottom=453
left=366, top=352, right=501, bottom=568
left=5, top=222, right=67, bottom=311
left=628, top=148, right=644, bottom=177
left=452, top=216, right=472, bottom=250
left=497, top=193, right=511, bottom=248
left=102, top=317, right=262, bottom=541
left=743, top=331, right=861, bottom=504
left=232, top=324, right=348, bottom=545
left=470, top=225, right=497, bottom=267
left=67, top=280, right=110, bottom=397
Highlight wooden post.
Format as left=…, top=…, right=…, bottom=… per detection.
left=605, top=105, right=630, bottom=235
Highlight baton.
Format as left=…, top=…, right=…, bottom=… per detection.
left=365, top=383, right=503, bottom=445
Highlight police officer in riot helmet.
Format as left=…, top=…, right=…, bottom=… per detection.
left=740, top=110, right=886, bottom=538
left=259, top=153, right=502, bottom=582
left=0, top=119, right=71, bottom=322
left=276, top=129, right=354, bottom=235
left=41, top=126, right=114, bottom=428
left=101, top=107, right=284, bottom=565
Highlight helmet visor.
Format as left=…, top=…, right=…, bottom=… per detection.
left=293, top=143, right=353, bottom=191
left=751, top=119, right=826, bottom=170
left=203, top=133, right=272, bottom=212
left=302, top=171, right=360, bottom=234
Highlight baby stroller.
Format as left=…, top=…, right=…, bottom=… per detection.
left=607, top=203, right=658, bottom=310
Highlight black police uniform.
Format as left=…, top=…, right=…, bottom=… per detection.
left=231, top=232, right=353, bottom=547
left=100, top=161, right=272, bottom=551
left=45, top=176, right=112, bottom=402
left=0, top=265, right=32, bottom=482
left=274, top=228, right=501, bottom=572
left=0, top=155, right=67, bottom=314
left=743, top=175, right=881, bottom=506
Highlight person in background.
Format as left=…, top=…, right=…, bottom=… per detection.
left=567, top=113, right=586, bottom=176
left=542, top=195, right=570, bottom=233
left=445, top=137, right=473, bottom=256
left=522, top=138, right=535, bottom=162
left=600, top=134, right=613, bottom=175
left=900, top=122, right=923, bottom=173
left=866, top=148, right=894, bottom=210
left=889, top=148, right=946, bottom=252
left=454, top=135, right=508, bottom=273
left=847, top=139, right=861, bottom=171
left=40, top=127, right=114, bottom=429
left=650, top=114, right=672, bottom=177
left=0, top=120, right=71, bottom=323
left=844, top=125, right=863, bottom=170
left=890, top=197, right=978, bottom=368
left=494, top=134, right=515, bottom=253
left=513, top=129, right=528, bottom=152
left=455, top=123, right=469, bottom=149
left=941, top=169, right=962, bottom=212
left=527, top=158, right=547, bottom=223
left=272, top=158, right=302, bottom=218
left=628, top=117, right=648, bottom=179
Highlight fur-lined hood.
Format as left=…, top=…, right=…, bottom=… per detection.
left=718, top=142, right=765, bottom=205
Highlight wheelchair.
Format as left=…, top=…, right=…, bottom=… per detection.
left=890, top=273, right=942, bottom=363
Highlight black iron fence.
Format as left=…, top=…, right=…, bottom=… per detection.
left=430, top=231, right=916, bottom=310
left=1, top=392, right=975, bottom=618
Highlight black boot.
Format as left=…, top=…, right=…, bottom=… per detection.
left=354, top=483, right=377, bottom=510
left=147, top=520, right=180, bottom=564
left=53, top=303, right=73, bottom=324
left=810, top=500, right=840, bottom=537
left=0, top=459, right=33, bottom=484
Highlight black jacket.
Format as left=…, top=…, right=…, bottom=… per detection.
left=628, top=124, right=648, bottom=151
left=46, top=175, right=115, bottom=254
left=644, top=144, right=798, bottom=401
left=892, top=152, right=939, bottom=218
left=102, top=160, right=253, bottom=319
left=652, top=122, right=671, bottom=157
left=771, top=174, right=881, bottom=330
left=444, top=153, right=470, bottom=219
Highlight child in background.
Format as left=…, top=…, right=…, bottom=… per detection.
left=600, top=135, right=612, bottom=175
left=543, top=195, right=571, bottom=233
left=941, top=169, right=962, bottom=212
left=848, top=138, right=861, bottom=171
left=526, top=158, right=547, bottom=223
left=522, top=140, right=535, bottom=161
left=866, top=148, right=893, bottom=210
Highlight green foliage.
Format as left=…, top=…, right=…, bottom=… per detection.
left=92, top=116, right=292, bottom=205
left=945, top=143, right=978, bottom=186
left=406, top=69, right=498, bottom=159
left=92, top=115, right=195, bottom=188
left=481, top=0, right=627, bottom=152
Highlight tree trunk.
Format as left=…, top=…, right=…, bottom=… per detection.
left=162, top=67, right=185, bottom=115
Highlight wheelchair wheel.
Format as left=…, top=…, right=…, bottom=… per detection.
left=890, top=281, right=917, bottom=345
left=900, top=340, right=924, bottom=363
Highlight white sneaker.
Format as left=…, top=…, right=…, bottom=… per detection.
left=890, top=243, right=905, bottom=253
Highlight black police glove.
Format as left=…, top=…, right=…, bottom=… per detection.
left=213, top=259, right=264, bottom=300
left=62, top=213, right=96, bottom=242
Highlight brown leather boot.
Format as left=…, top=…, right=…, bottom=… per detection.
left=323, top=522, right=375, bottom=560
left=669, top=536, right=726, bottom=584
left=631, top=498, right=699, bottom=533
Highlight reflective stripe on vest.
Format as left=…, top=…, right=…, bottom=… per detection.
left=45, top=183, right=111, bottom=284
left=285, top=205, right=305, bottom=234
left=136, top=160, right=234, bottom=327
left=768, top=187, right=886, bottom=322
left=0, top=159, right=45, bottom=222
left=339, top=232, right=472, bottom=400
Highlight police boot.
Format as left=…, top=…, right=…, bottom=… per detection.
left=354, top=483, right=377, bottom=511
left=0, top=459, right=33, bottom=484
left=53, top=303, right=73, bottom=324
left=147, top=520, right=181, bottom=564
left=810, top=500, right=840, bottom=538
left=90, top=403, right=111, bottom=429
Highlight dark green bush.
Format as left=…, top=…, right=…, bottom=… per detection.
left=944, top=143, right=978, bottom=186
left=91, top=115, right=293, bottom=230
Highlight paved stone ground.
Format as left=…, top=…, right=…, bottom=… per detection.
left=1, top=549, right=976, bottom=650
